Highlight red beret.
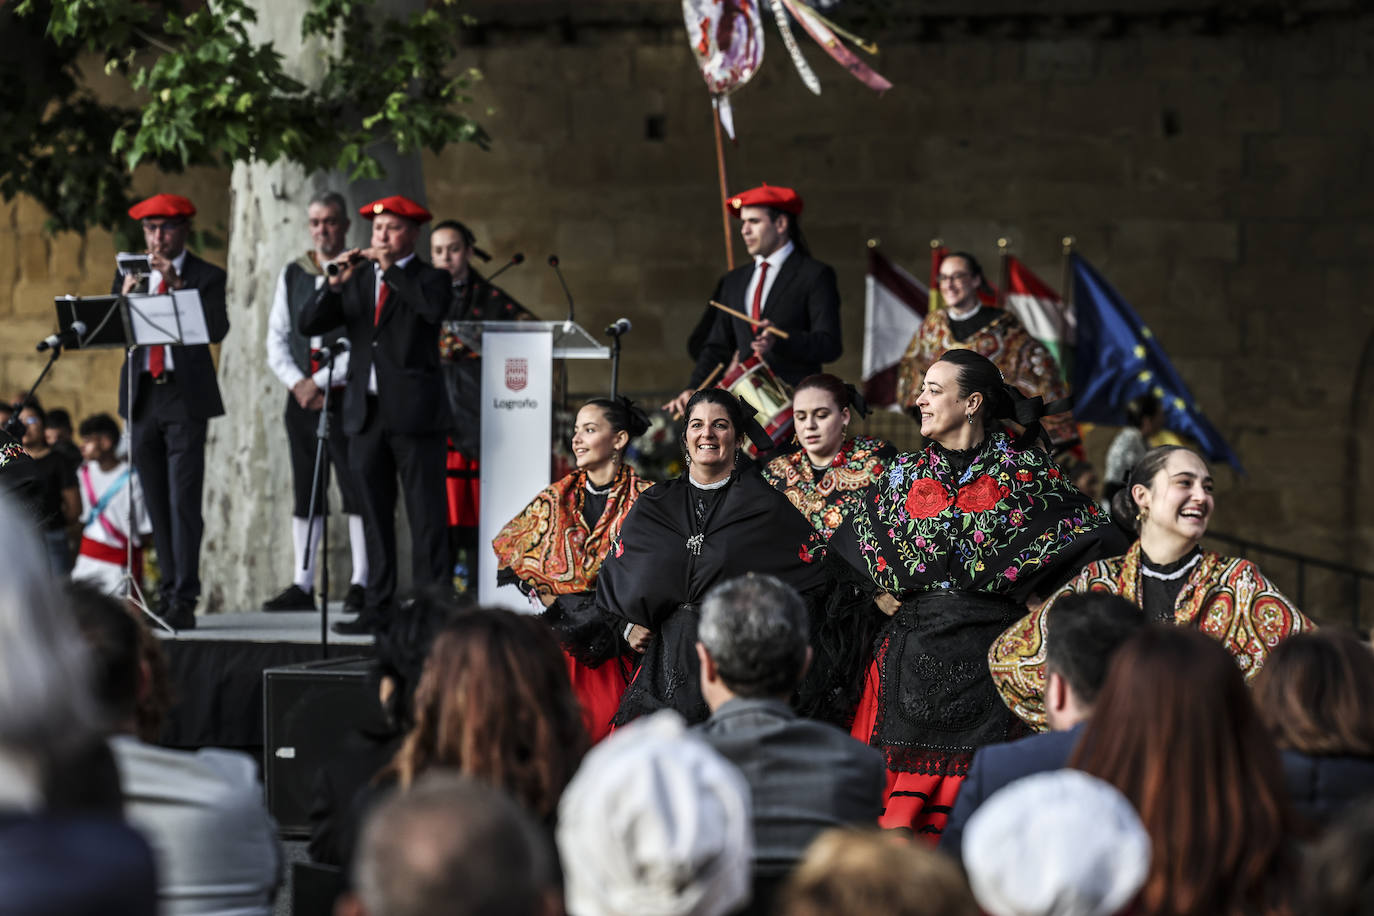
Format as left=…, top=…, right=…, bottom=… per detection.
left=726, top=184, right=803, bottom=217
left=360, top=195, right=432, bottom=224
left=128, top=194, right=196, bottom=221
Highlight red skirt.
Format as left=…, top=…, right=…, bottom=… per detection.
left=445, top=447, right=480, bottom=529
left=563, top=651, right=628, bottom=745
left=850, top=658, right=966, bottom=843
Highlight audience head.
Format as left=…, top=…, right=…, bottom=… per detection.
left=1303, top=797, right=1374, bottom=916
left=1110, top=445, right=1211, bottom=539
left=392, top=606, right=586, bottom=821
left=1252, top=629, right=1374, bottom=758
left=64, top=581, right=142, bottom=732
left=1125, top=393, right=1163, bottom=435
left=778, top=828, right=979, bottom=916
left=557, top=710, right=752, bottom=916
left=1043, top=592, right=1146, bottom=731
left=1070, top=626, right=1296, bottom=916
left=342, top=773, right=556, bottom=916
left=44, top=408, right=73, bottom=445
left=697, top=573, right=810, bottom=709
left=371, top=588, right=462, bottom=735
left=963, top=769, right=1150, bottom=916
left=0, top=495, right=98, bottom=776
left=18, top=401, right=46, bottom=449
left=78, top=413, right=122, bottom=464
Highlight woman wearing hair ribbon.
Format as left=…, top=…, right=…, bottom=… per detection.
left=989, top=444, right=1312, bottom=732
left=760, top=373, right=896, bottom=540
left=492, top=396, right=653, bottom=743
left=825, top=349, right=1122, bottom=838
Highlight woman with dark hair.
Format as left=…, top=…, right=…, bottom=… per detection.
left=991, top=445, right=1311, bottom=730
left=431, top=219, right=540, bottom=573
left=388, top=607, right=588, bottom=824
left=594, top=387, right=828, bottom=726
left=492, top=397, right=654, bottom=742
left=761, top=373, right=895, bottom=540
left=827, top=348, right=1117, bottom=837
left=1252, top=630, right=1374, bottom=829
left=1070, top=626, right=1300, bottom=916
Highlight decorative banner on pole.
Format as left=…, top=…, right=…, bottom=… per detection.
left=683, top=0, right=765, bottom=140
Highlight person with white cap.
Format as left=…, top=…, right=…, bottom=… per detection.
left=962, top=769, right=1150, bottom=916
left=556, top=710, right=753, bottom=916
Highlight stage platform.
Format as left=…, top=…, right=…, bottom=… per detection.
left=155, top=605, right=374, bottom=751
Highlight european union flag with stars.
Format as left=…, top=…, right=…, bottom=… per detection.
left=1070, top=253, right=1243, bottom=472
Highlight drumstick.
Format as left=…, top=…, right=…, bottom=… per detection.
left=671, top=363, right=725, bottom=421
left=708, top=300, right=792, bottom=339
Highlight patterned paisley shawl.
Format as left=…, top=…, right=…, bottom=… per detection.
left=492, top=465, right=653, bottom=597
left=988, top=540, right=1313, bottom=730
left=831, top=431, right=1113, bottom=601
left=761, top=435, right=896, bottom=540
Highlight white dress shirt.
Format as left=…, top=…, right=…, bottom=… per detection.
left=264, top=258, right=350, bottom=390
left=742, top=239, right=795, bottom=320
left=144, top=249, right=188, bottom=373
left=368, top=252, right=416, bottom=394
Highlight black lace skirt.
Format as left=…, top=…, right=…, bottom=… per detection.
left=611, top=603, right=710, bottom=727
left=874, top=589, right=1027, bottom=773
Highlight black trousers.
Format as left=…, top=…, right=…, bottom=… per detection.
left=283, top=393, right=361, bottom=518
left=131, top=377, right=207, bottom=606
left=349, top=397, right=449, bottom=613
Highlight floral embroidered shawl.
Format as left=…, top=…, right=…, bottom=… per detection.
left=761, top=435, right=896, bottom=540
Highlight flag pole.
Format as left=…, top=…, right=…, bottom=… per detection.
left=996, top=236, right=1010, bottom=309
left=1060, top=236, right=1075, bottom=314
left=929, top=238, right=943, bottom=312
left=712, top=99, right=735, bottom=271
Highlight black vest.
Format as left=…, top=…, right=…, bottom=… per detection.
left=285, top=261, right=344, bottom=375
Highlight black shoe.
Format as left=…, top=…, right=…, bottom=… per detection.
left=263, top=584, right=316, bottom=612
left=343, top=584, right=366, bottom=614
left=167, top=602, right=197, bottom=631
left=331, top=615, right=379, bottom=636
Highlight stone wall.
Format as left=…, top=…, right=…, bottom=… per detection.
left=3, top=7, right=1371, bottom=617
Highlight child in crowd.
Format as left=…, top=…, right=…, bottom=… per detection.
left=71, top=413, right=150, bottom=595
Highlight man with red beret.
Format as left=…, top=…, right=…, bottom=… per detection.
left=113, top=193, right=229, bottom=630
left=299, top=195, right=452, bottom=634
left=666, top=184, right=842, bottom=417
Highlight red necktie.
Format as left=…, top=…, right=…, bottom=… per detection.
left=149, top=278, right=168, bottom=378
left=750, top=261, right=769, bottom=322
left=373, top=278, right=390, bottom=325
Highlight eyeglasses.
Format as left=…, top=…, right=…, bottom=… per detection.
left=938, top=271, right=973, bottom=285
left=22, top=416, right=40, bottom=425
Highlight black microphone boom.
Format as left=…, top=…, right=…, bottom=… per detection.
left=310, top=338, right=351, bottom=364
left=548, top=254, right=575, bottom=323
left=37, top=321, right=88, bottom=352
left=486, top=252, right=526, bottom=283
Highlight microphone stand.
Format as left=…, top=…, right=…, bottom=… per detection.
left=485, top=253, right=525, bottom=284
left=608, top=330, right=624, bottom=400
left=11, top=347, right=65, bottom=436
left=302, top=347, right=346, bottom=657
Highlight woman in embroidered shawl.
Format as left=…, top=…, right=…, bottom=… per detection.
left=990, top=445, right=1312, bottom=732
left=827, top=349, right=1120, bottom=840
left=594, top=388, right=828, bottom=727
left=492, top=397, right=653, bottom=742
left=761, top=373, right=896, bottom=540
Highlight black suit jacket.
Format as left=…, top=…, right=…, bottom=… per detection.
left=113, top=252, right=230, bottom=420
left=298, top=257, right=451, bottom=436
left=939, top=723, right=1083, bottom=864
left=688, top=249, right=842, bottom=388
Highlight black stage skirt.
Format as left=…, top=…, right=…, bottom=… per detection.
left=612, top=603, right=708, bottom=727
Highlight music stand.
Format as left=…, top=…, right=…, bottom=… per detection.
left=54, top=292, right=209, bottom=634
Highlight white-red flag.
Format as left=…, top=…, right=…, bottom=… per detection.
left=862, top=247, right=927, bottom=408
left=1003, top=255, right=1075, bottom=380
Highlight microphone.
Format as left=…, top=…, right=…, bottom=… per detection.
left=605, top=318, right=632, bottom=337
left=36, top=321, right=87, bottom=353
left=549, top=254, right=575, bottom=323
left=310, top=338, right=351, bottom=363
left=486, top=252, right=525, bottom=283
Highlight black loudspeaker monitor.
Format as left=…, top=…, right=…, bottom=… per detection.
left=263, top=656, right=381, bottom=837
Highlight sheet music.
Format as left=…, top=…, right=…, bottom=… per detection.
left=126, top=290, right=210, bottom=345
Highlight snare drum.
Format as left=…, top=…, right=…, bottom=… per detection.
left=718, top=356, right=794, bottom=457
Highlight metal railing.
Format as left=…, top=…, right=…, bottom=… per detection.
left=1201, top=532, right=1373, bottom=631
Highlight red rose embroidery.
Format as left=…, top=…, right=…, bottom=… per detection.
left=613, top=538, right=624, bottom=558
left=875, top=556, right=888, bottom=572
left=1048, top=466, right=1062, bottom=479
left=905, top=478, right=952, bottom=519
left=1015, top=469, right=1033, bottom=482
left=798, top=544, right=814, bottom=564
left=955, top=475, right=1006, bottom=513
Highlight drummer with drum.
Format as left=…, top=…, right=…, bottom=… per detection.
left=664, top=184, right=843, bottom=428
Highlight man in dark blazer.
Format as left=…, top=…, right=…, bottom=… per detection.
left=666, top=184, right=842, bottom=417
left=695, top=574, right=885, bottom=909
left=299, top=195, right=451, bottom=634
left=114, top=194, right=229, bottom=630
left=940, top=592, right=1146, bottom=864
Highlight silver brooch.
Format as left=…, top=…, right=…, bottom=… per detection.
left=686, top=534, right=705, bottom=556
